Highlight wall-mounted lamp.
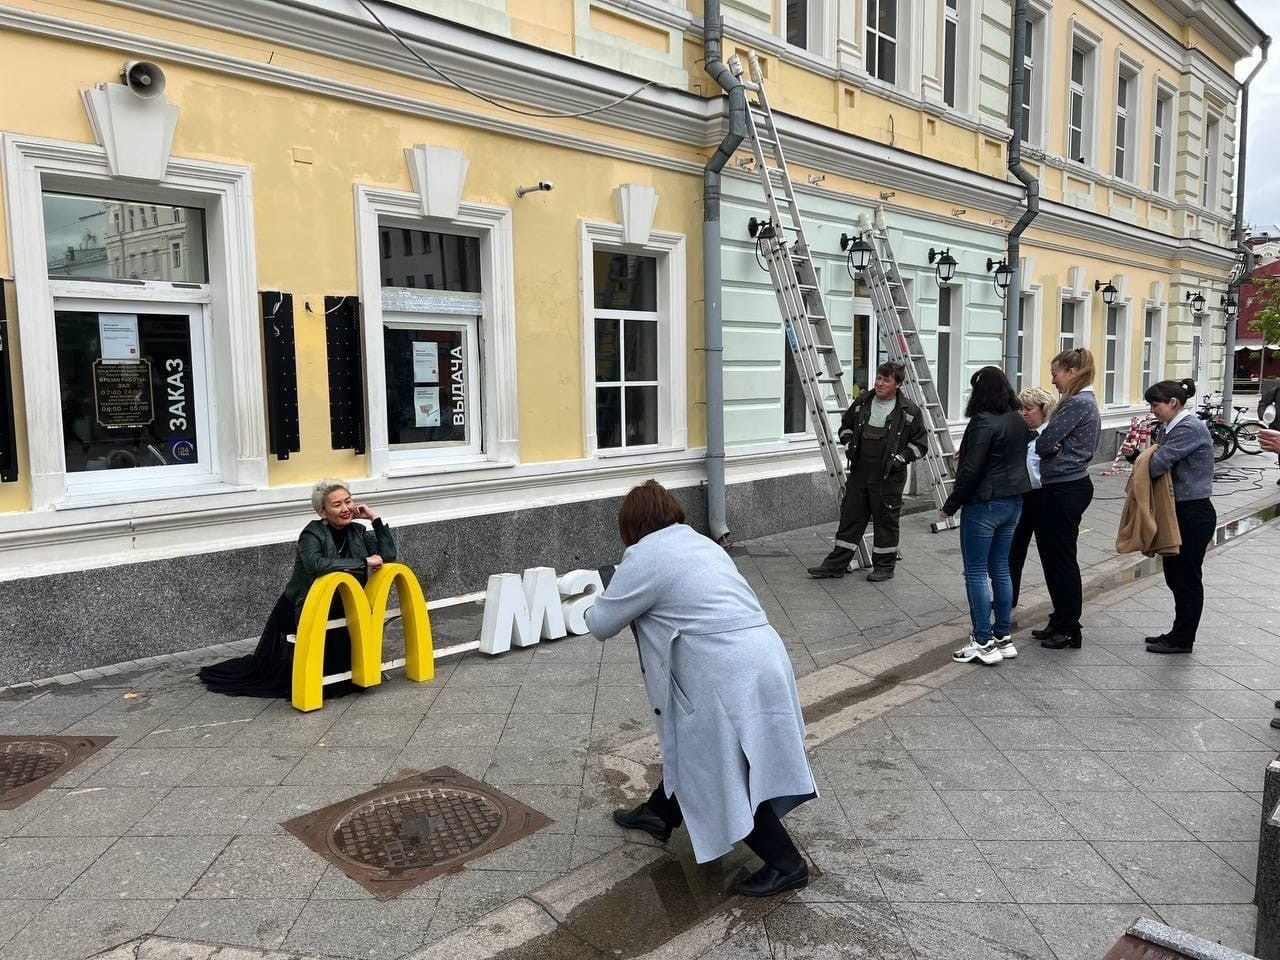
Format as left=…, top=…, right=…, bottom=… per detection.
left=1094, top=279, right=1119, bottom=307
left=928, top=247, right=958, bottom=288
left=1222, top=294, right=1238, bottom=321
left=515, top=180, right=554, bottom=198
left=840, top=232, right=873, bottom=278
left=747, top=216, right=776, bottom=240
left=1185, top=290, right=1207, bottom=316
left=986, top=257, right=1012, bottom=299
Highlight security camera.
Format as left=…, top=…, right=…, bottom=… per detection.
left=516, top=180, right=555, bottom=198
left=121, top=60, right=166, bottom=99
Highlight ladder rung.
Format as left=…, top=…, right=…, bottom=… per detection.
left=818, top=376, right=843, bottom=384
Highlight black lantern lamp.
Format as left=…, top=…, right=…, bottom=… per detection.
left=986, top=257, right=1012, bottom=299
left=839, top=232, right=873, bottom=278
left=928, top=247, right=958, bottom=288
left=1094, top=279, right=1119, bottom=306
left=1221, top=294, right=1238, bottom=321
left=1185, top=290, right=1206, bottom=316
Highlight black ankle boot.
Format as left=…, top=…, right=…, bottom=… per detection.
left=611, top=803, right=673, bottom=842
left=1030, top=624, right=1060, bottom=640
left=734, top=861, right=809, bottom=897
left=1040, top=629, right=1082, bottom=650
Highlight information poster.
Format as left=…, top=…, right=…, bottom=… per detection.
left=99, top=314, right=140, bottom=362
left=413, top=341, right=439, bottom=383
left=414, top=386, right=441, bottom=427
left=92, top=359, right=154, bottom=428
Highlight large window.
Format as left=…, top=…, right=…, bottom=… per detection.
left=1104, top=306, right=1119, bottom=404
left=378, top=230, right=483, bottom=457
left=593, top=252, right=660, bottom=450
left=786, top=0, right=808, bottom=49
left=54, top=305, right=211, bottom=481
left=943, top=0, right=960, bottom=108
left=866, top=0, right=898, bottom=84
left=43, top=193, right=207, bottom=282
left=1152, top=86, right=1174, bottom=195
left=1203, top=111, right=1221, bottom=209
left=1142, top=309, right=1158, bottom=391
left=1059, top=300, right=1077, bottom=353
left=1019, top=18, right=1036, bottom=141
left=1114, top=62, right=1139, bottom=180
left=379, top=226, right=480, bottom=292
left=1067, top=37, right=1096, bottom=164
left=937, top=286, right=954, bottom=418
left=783, top=329, right=807, bottom=435
left=1016, top=293, right=1035, bottom=391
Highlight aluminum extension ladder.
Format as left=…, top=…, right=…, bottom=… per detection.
left=733, top=52, right=958, bottom=564
left=856, top=223, right=959, bottom=530
left=732, top=52, right=864, bottom=561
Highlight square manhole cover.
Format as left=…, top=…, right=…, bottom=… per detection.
left=283, top=766, right=553, bottom=899
left=0, top=736, right=115, bottom=809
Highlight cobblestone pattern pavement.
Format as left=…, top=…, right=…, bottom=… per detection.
left=0, top=456, right=1276, bottom=960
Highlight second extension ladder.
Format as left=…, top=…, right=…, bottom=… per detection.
left=734, top=52, right=958, bottom=562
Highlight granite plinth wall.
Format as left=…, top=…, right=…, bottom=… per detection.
left=0, top=471, right=839, bottom=685
left=1256, top=759, right=1280, bottom=960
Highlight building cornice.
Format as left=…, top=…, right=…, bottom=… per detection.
left=1152, top=0, right=1268, bottom=60
left=1, top=3, right=1238, bottom=270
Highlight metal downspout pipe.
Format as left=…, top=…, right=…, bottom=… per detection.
left=1003, top=0, right=1039, bottom=379
left=1222, top=36, right=1270, bottom=411
left=703, top=0, right=745, bottom=543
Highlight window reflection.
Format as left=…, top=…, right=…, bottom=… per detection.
left=42, top=193, right=208, bottom=282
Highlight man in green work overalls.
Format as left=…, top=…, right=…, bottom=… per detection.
left=808, top=361, right=929, bottom=581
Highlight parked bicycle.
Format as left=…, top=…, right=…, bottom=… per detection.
left=1195, top=393, right=1267, bottom=461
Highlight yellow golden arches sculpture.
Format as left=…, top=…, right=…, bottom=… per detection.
left=291, top=562, right=435, bottom=712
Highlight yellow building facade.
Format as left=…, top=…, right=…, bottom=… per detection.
left=0, top=0, right=1264, bottom=680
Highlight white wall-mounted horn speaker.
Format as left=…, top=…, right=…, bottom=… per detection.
left=121, top=60, right=166, bottom=99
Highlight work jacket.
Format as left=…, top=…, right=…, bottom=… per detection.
left=838, top=390, right=929, bottom=480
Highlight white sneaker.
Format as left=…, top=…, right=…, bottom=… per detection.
left=994, top=635, right=1018, bottom=659
left=953, top=636, right=1002, bottom=665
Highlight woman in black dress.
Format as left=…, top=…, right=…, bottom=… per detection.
left=199, top=479, right=396, bottom=697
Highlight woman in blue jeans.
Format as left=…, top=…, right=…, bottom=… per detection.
left=943, top=367, right=1033, bottom=665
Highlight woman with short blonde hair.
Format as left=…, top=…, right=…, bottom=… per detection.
left=1004, top=387, right=1058, bottom=650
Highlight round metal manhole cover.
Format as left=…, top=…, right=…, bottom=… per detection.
left=329, top=786, right=509, bottom=871
left=0, top=740, right=71, bottom=794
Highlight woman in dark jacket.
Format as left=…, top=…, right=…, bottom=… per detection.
left=1121, top=379, right=1215, bottom=654
left=944, top=367, right=1033, bottom=666
left=199, top=479, right=396, bottom=697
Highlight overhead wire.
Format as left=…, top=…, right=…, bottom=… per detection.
left=355, top=0, right=658, bottom=119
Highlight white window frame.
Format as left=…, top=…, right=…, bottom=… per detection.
left=1020, top=2, right=1052, bottom=146
left=943, top=0, right=960, bottom=109
left=382, top=313, right=482, bottom=458
left=1141, top=304, right=1163, bottom=392
left=1066, top=31, right=1099, bottom=166
left=1103, top=302, right=1130, bottom=406
left=865, top=0, right=899, bottom=85
left=1152, top=83, right=1175, bottom=196
left=1015, top=285, right=1042, bottom=391
left=580, top=220, right=686, bottom=458
left=1114, top=57, right=1141, bottom=182
left=51, top=295, right=217, bottom=499
left=1057, top=292, right=1093, bottom=356
left=354, top=185, right=518, bottom=477
left=783, top=0, right=835, bottom=58
left=1, top=134, right=265, bottom=510
left=936, top=282, right=960, bottom=419
left=1202, top=109, right=1222, bottom=210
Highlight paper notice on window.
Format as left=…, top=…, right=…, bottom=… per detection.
left=414, top=386, right=441, bottom=427
left=413, top=341, right=439, bottom=383
left=99, top=314, right=140, bottom=362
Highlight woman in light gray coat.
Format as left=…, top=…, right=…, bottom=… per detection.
left=585, top=480, right=817, bottom=897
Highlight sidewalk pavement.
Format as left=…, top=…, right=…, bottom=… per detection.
left=0, top=454, right=1278, bottom=960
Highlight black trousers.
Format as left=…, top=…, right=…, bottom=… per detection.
left=1163, top=498, right=1216, bottom=647
left=1008, top=489, right=1045, bottom=609
left=1034, top=476, right=1093, bottom=631
left=646, top=782, right=803, bottom=873
left=823, top=464, right=907, bottom=569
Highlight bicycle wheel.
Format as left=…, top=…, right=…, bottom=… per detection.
left=1211, top=425, right=1235, bottom=463
left=1234, top=419, right=1265, bottom=455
